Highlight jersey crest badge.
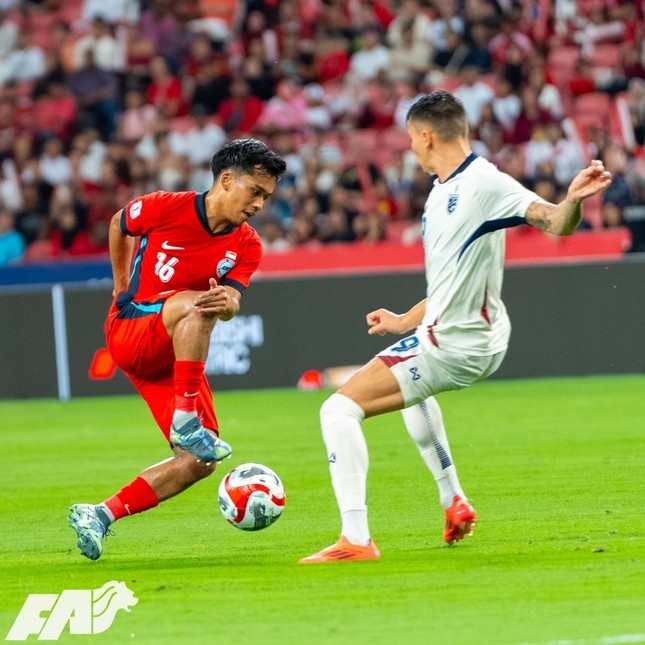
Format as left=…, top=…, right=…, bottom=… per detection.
left=447, top=194, right=459, bottom=215
left=217, top=257, right=235, bottom=278
left=129, top=200, right=142, bottom=219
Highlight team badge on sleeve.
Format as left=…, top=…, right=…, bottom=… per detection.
left=217, top=257, right=235, bottom=278
left=447, top=194, right=459, bottom=215
left=129, top=200, right=142, bottom=219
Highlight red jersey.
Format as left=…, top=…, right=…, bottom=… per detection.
left=120, top=190, right=262, bottom=300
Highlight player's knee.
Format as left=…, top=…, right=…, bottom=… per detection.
left=320, top=392, right=365, bottom=424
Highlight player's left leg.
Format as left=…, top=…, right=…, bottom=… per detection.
left=69, top=446, right=216, bottom=560
left=401, top=398, right=476, bottom=544
left=161, top=291, right=232, bottom=462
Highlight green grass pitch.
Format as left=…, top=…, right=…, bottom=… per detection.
left=0, top=375, right=643, bottom=644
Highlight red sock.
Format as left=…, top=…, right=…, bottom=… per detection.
left=174, top=360, right=205, bottom=413
left=103, top=476, right=159, bottom=521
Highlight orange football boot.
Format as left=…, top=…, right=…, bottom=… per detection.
left=444, top=496, right=477, bottom=544
left=299, top=535, right=381, bottom=564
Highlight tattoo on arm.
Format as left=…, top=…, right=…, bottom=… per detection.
left=525, top=200, right=556, bottom=233
left=525, top=198, right=581, bottom=236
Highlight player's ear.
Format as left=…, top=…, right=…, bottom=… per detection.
left=423, top=128, right=434, bottom=149
left=219, top=170, right=233, bottom=191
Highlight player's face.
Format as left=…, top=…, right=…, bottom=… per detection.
left=407, top=121, right=435, bottom=175
left=223, top=170, right=277, bottom=225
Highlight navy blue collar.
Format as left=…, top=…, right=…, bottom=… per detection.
left=437, top=152, right=478, bottom=184
left=195, top=191, right=235, bottom=236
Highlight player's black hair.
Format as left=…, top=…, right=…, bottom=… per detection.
left=210, top=138, right=287, bottom=180
left=406, top=91, right=469, bottom=141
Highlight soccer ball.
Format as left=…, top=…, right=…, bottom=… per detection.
left=218, top=463, right=286, bottom=531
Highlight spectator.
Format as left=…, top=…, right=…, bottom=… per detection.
left=0, top=29, right=45, bottom=84
left=81, top=0, right=139, bottom=26
left=348, top=25, right=391, bottom=83
left=33, top=79, right=78, bottom=143
left=256, top=215, right=290, bottom=252
left=39, top=135, right=72, bottom=187
left=0, top=157, right=21, bottom=211
left=394, top=75, right=425, bottom=131
left=138, top=0, right=182, bottom=73
left=14, top=180, right=49, bottom=245
left=491, top=75, right=522, bottom=134
left=73, top=17, right=125, bottom=73
left=257, top=78, right=307, bottom=133
left=454, top=64, right=494, bottom=131
left=116, top=88, right=157, bottom=144
left=317, top=205, right=356, bottom=243
left=302, top=83, right=333, bottom=130
left=176, top=103, right=227, bottom=169
left=358, top=76, right=397, bottom=130
left=145, top=55, right=189, bottom=119
left=240, top=9, right=279, bottom=61
left=123, top=22, right=156, bottom=85
left=429, top=0, right=465, bottom=68
left=0, top=7, right=18, bottom=64
left=240, top=37, right=276, bottom=102
left=509, top=85, right=554, bottom=145
left=352, top=208, right=387, bottom=242
left=462, top=20, right=493, bottom=73
left=315, top=33, right=351, bottom=84
left=216, top=76, right=264, bottom=136
left=626, top=78, right=645, bottom=146
left=66, top=50, right=120, bottom=142
left=601, top=143, right=631, bottom=228
left=0, top=204, right=25, bottom=265
left=526, top=63, right=564, bottom=121
left=568, top=58, right=597, bottom=97
left=386, top=0, right=433, bottom=84
left=488, top=13, right=534, bottom=73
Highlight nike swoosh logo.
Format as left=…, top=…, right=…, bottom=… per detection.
left=183, top=392, right=198, bottom=398
left=161, top=241, right=185, bottom=251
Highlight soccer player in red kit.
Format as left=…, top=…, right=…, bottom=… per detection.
left=68, top=138, right=287, bottom=560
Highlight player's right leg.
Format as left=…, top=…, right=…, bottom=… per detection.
left=299, top=357, right=403, bottom=563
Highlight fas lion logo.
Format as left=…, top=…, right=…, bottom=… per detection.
left=6, top=580, right=138, bottom=640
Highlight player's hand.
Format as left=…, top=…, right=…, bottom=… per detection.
left=567, top=160, right=612, bottom=202
left=193, top=278, right=231, bottom=316
left=366, top=308, right=402, bottom=336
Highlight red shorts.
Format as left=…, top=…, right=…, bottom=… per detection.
left=105, top=292, right=218, bottom=440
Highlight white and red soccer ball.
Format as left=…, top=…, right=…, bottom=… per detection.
left=218, top=463, right=286, bottom=531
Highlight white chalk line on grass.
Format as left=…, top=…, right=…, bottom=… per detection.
left=513, top=635, right=645, bottom=645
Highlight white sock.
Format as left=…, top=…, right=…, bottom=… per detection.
left=320, top=393, right=371, bottom=545
left=401, top=397, right=466, bottom=509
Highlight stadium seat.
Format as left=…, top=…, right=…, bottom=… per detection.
left=546, top=45, right=581, bottom=92
left=589, top=44, right=621, bottom=71
left=573, top=91, right=611, bottom=118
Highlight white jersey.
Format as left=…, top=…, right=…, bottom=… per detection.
left=421, top=154, right=539, bottom=356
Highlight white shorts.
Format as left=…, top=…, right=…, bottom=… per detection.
left=377, top=330, right=506, bottom=406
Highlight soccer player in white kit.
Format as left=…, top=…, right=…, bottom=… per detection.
left=299, top=90, right=612, bottom=563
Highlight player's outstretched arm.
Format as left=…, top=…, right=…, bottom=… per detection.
left=367, top=299, right=426, bottom=336
left=525, top=159, right=612, bottom=236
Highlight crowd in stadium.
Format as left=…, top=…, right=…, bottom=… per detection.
left=0, top=0, right=644, bottom=266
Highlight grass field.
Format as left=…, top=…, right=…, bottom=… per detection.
left=0, top=375, right=643, bottom=644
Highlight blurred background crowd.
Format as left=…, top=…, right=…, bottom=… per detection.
left=0, top=0, right=644, bottom=267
